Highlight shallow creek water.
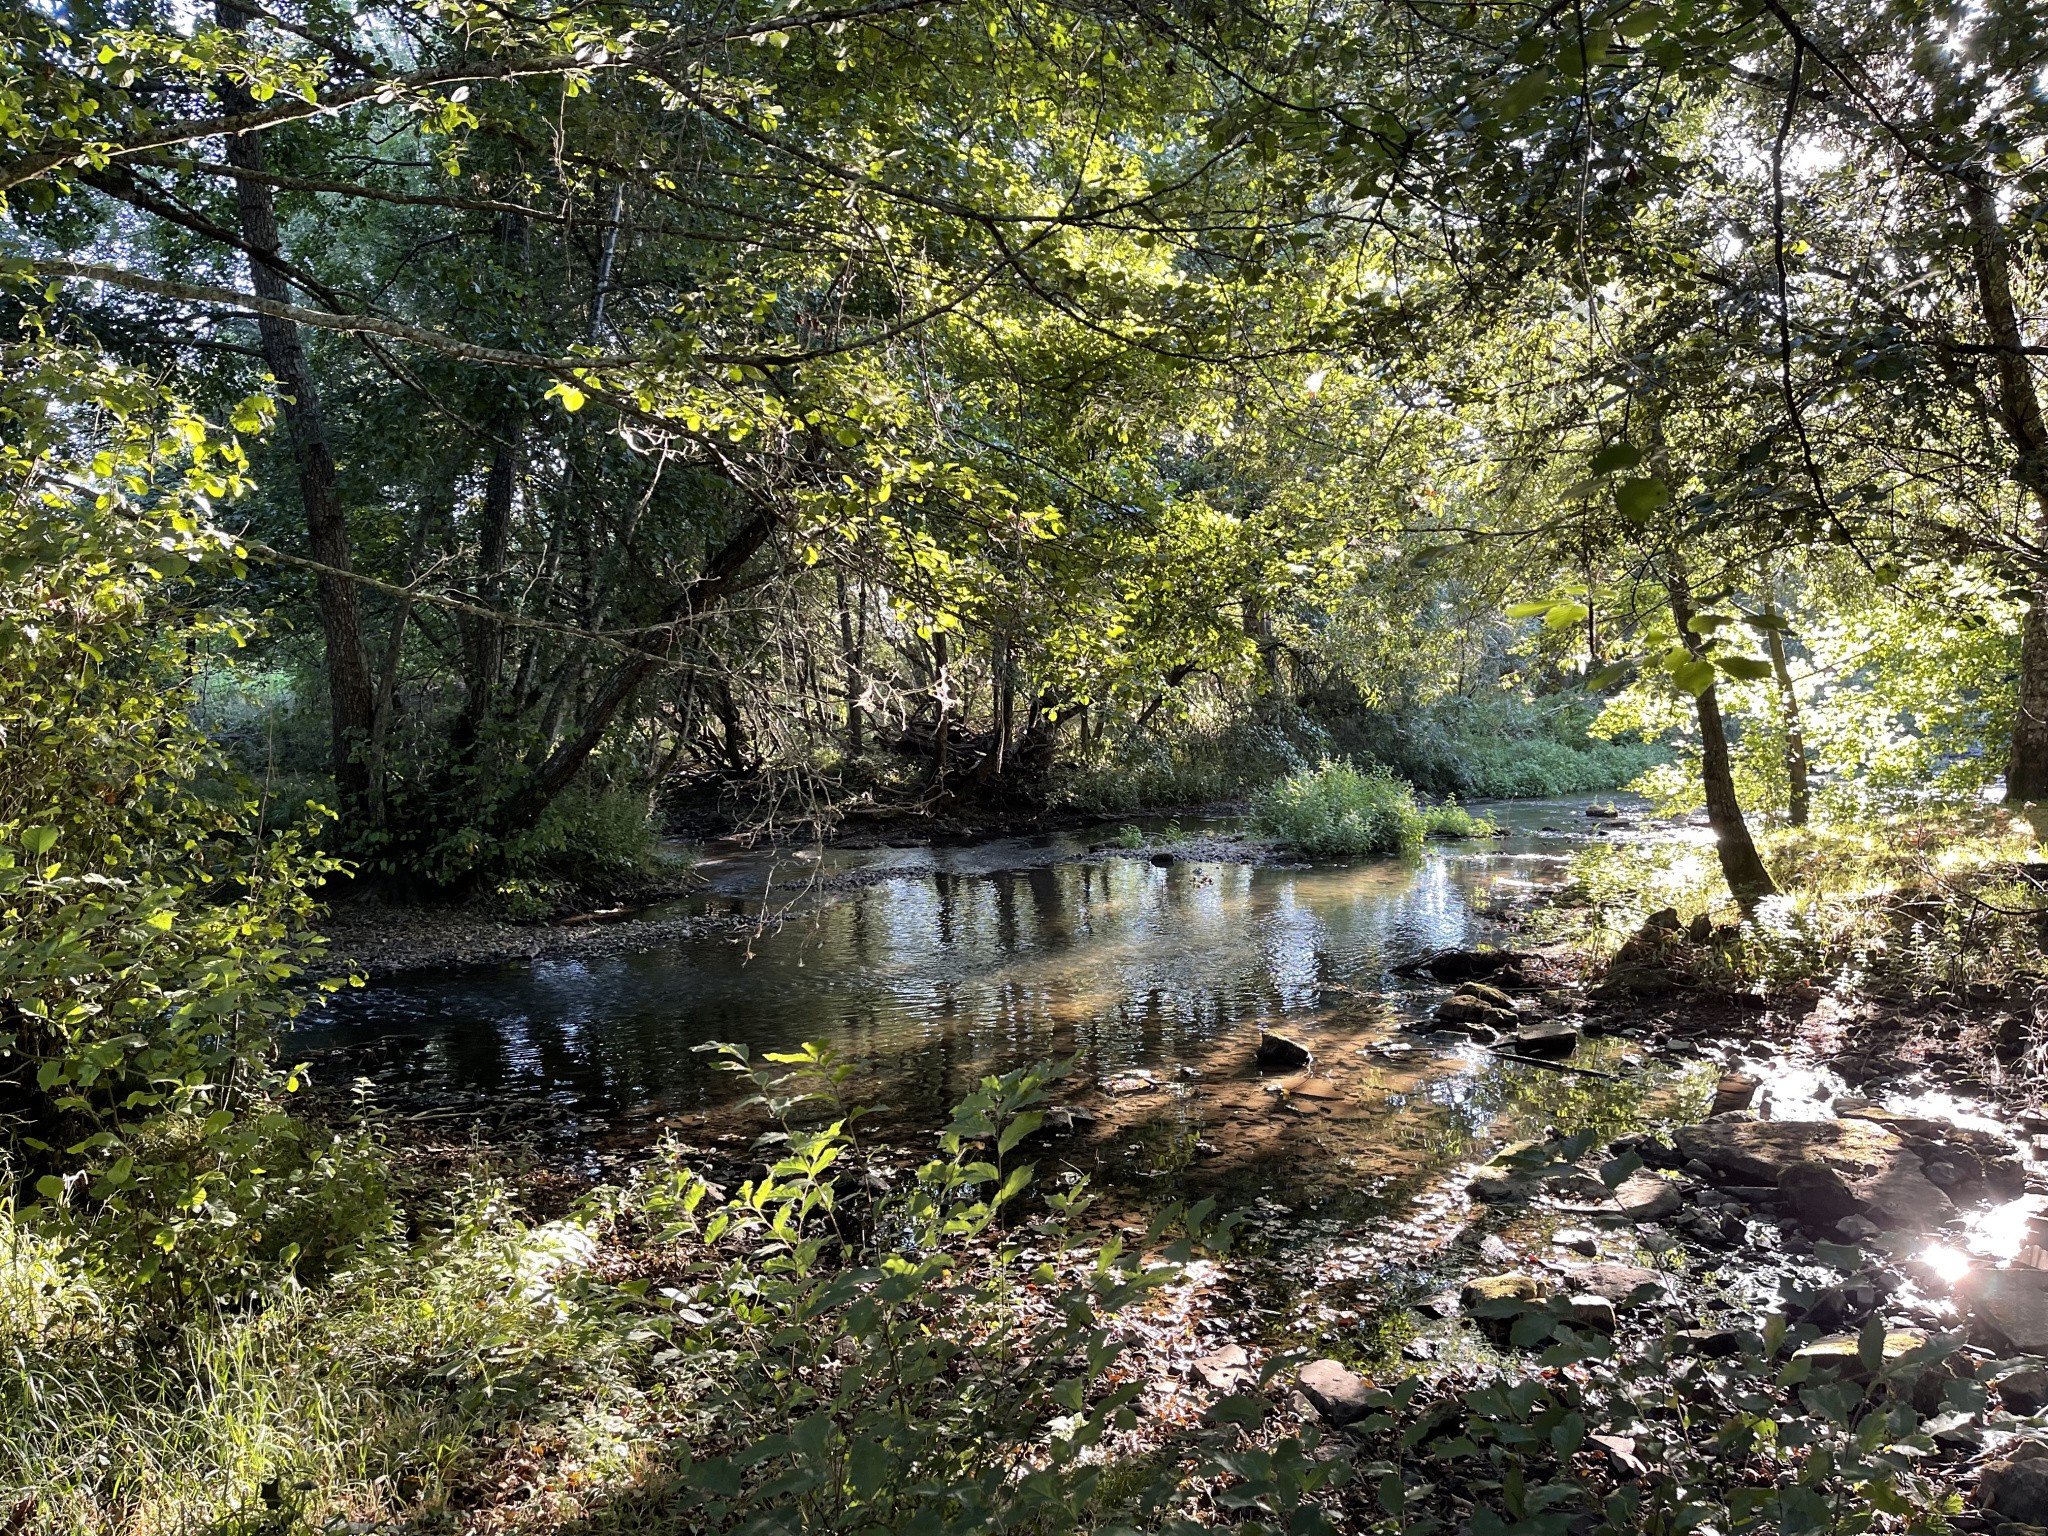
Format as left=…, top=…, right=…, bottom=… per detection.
left=298, top=798, right=1718, bottom=1252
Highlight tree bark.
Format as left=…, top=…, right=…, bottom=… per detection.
left=499, top=508, right=775, bottom=832
left=1763, top=620, right=1811, bottom=828
left=1963, top=175, right=2048, bottom=802
left=836, top=566, right=866, bottom=758
left=216, top=3, right=376, bottom=805
left=1669, top=571, right=1777, bottom=911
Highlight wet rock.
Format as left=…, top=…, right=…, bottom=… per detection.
left=1998, top=1367, right=2048, bottom=1415
left=1101, top=1070, right=1160, bottom=1094
left=1834, top=1214, right=1882, bottom=1243
left=1511, top=1022, right=1580, bottom=1058
left=1462, top=1273, right=1547, bottom=1309
left=1778, top=1159, right=1861, bottom=1230
left=1674, top=1118, right=1904, bottom=1188
left=1437, top=995, right=1516, bottom=1032
left=1149, top=851, right=1176, bottom=868
left=1255, top=1033, right=1312, bottom=1071
left=1553, top=1228, right=1599, bottom=1255
left=1297, top=1359, right=1375, bottom=1427
left=1455, top=981, right=1518, bottom=1011
left=1615, top=1173, right=1683, bottom=1222
left=1402, top=948, right=1533, bottom=985
left=1478, top=1234, right=1519, bottom=1267
left=1037, top=1105, right=1100, bottom=1137
left=1981, top=1445, right=2048, bottom=1526
left=1611, top=1133, right=1684, bottom=1170
left=1710, top=1074, right=1760, bottom=1116
left=1963, top=1269, right=2048, bottom=1354
left=1585, top=803, right=1623, bottom=819
left=1858, top=1159, right=1959, bottom=1232
left=1467, top=1174, right=1527, bottom=1203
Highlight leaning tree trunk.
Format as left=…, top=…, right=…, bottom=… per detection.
left=1669, top=572, right=1777, bottom=911
left=1963, top=175, right=2048, bottom=804
left=215, top=3, right=376, bottom=807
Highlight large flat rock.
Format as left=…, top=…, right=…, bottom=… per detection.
left=1962, top=1268, right=2048, bottom=1354
left=1673, top=1117, right=1956, bottom=1233
left=1673, top=1119, right=1905, bottom=1185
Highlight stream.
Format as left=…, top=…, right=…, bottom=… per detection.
left=296, top=797, right=1718, bottom=1241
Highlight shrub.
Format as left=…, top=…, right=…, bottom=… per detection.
left=1250, top=762, right=1429, bottom=856
left=1322, top=694, right=1667, bottom=799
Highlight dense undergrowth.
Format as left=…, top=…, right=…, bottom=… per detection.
left=1249, top=762, right=1493, bottom=856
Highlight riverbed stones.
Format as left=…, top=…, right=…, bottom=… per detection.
left=1255, top=1032, right=1312, bottom=1070
left=1674, top=1117, right=1900, bottom=1186
left=1510, top=1021, right=1580, bottom=1058
left=1436, top=995, right=1515, bottom=1034
left=1779, top=1159, right=1861, bottom=1229
left=1962, top=1269, right=2048, bottom=1354
left=1563, top=1262, right=1674, bottom=1305
left=1980, top=1444, right=2048, bottom=1526
left=1403, top=948, right=1533, bottom=984
left=1794, top=1328, right=1931, bottom=1377
left=1456, top=981, right=1518, bottom=1011
left=1615, top=1173, right=1683, bottom=1221
left=1562, top=1294, right=1617, bottom=1332
left=1101, top=1070, right=1161, bottom=1094
left=1998, top=1367, right=2048, bottom=1416
left=1297, top=1359, right=1375, bottom=1427
left=1710, top=1073, right=1760, bottom=1116
left=1462, top=1273, right=1547, bottom=1309
left=1188, top=1343, right=1255, bottom=1392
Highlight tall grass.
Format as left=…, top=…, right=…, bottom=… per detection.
left=1249, top=762, right=1487, bottom=856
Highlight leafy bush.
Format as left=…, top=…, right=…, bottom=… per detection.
left=1250, top=762, right=1430, bottom=856
left=1419, top=797, right=1496, bottom=839
left=1326, top=694, right=1667, bottom=799
left=0, top=335, right=352, bottom=1293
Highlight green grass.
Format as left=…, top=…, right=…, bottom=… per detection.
left=1249, top=761, right=1486, bottom=856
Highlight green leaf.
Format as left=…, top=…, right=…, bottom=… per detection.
left=1582, top=661, right=1630, bottom=692
left=21, top=826, right=58, bottom=857
left=1505, top=600, right=1556, bottom=619
left=1541, top=601, right=1589, bottom=631
left=1589, top=443, right=1642, bottom=475
left=1714, top=655, right=1775, bottom=681
left=997, top=1110, right=1044, bottom=1156
left=1495, top=68, right=1554, bottom=118
left=1684, top=613, right=1729, bottom=634
left=34, top=1175, right=64, bottom=1200
left=1672, top=658, right=1717, bottom=696
left=1615, top=477, right=1670, bottom=523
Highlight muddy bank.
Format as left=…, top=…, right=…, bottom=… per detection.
left=314, top=897, right=763, bottom=981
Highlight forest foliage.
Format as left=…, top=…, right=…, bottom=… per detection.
left=3, top=0, right=2048, bottom=1525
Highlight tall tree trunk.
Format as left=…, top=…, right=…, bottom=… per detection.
left=930, top=630, right=952, bottom=789
left=215, top=3, right=375, bottom=806
left=1669, top=570, right=1777, bottom=911
left=836, top=566, right=866, bottom=758
left=1963, top=175, right=2048, bottom=803
left=453, top=421, right=521, bottom=750
left=1763, top=619, right=1811, bottom=828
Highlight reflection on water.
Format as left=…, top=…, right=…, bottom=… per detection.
left=297, top=798, right=1709, bottom=1225
left=304, top=820, right=1559, bottom=1117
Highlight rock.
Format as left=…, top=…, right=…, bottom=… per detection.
left=1687, top=912, right=1714, bottom=945
left=1857, top=1159, right=1959, bottom=1232
left=1462, top=1273, right=1547, bottom=1309
left=1778, top=1159, right=1861, bottom=1229
left=1673, top=1327, right=1743, bottom=1358
left=1999, top=1367, right=2048, bottom=1415
left=1255, top=1032, right=1312, bottom=1070
left=1553, top=1228, right=1599, bottom=1256
left=1149, top=851, right=1176, bottom=868
left=1562, top=1295, right=1617, bottom=1332
left=1834, top=1214, right=1882, bottom=1243
left=1405, top=948, right=1532, bottom=984
left=1100, top=1070, right=1159, bottom=1094
left=1674, top=1118, right=1904, bottom=1188
left=1188, top=1343, right=1254, bottom=1392
left=1510, top=1022, right=1580, bottom=1058
left=1478, top=1234, right=1519, bottom=1266
left=1468, top=1174, right=1526, bottom=1203
left=1963, top=1269, right=2048, bottom=1354
left=1297, top=1359, right=1375, bottom=1427
left=1982, top=1445, right=2048, bottom=1526
left=1615, top=1173, right=1683, bottom=1222
left=1037, top=1105, right=1100, bottom=1137
left=1566, top=1262, right=1674, bottom=1305
left=1436, top=995, right=1516, bottom=1031
left=1585, top=803, right=1622, bottom=819
left=1710, top=1074, right=1759, bottom=1116
left=1794, top=1328, right=1930, bottom=1376
left=1454, top=981, right=1518, bottom=1011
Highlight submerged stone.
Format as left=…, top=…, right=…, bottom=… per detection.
left=1255, top=1032, right=1312, bottom=1070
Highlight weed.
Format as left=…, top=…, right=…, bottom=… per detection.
left=1250, top=762, right=1429, bottom=857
